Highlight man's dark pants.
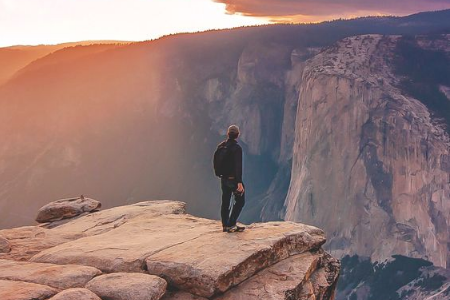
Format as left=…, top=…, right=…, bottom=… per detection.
left=220, top=177, right=245, bottom=227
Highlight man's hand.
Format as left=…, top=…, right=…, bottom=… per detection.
left=236, top=183, right=244, bottom=194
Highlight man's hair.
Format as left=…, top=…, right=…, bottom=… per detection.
left=228, top=132, right=239, bottom=140
left=227, top=125, right=240, bottom=140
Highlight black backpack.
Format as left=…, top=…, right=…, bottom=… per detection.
left=213, top=141, right=232, bottom=177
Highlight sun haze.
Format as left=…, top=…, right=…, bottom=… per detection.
left=3, top=0, right=449, bottom=47
left=0, top=0, right=268, bottom=47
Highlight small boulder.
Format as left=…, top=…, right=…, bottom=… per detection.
left=0, top=236, right=11, bottom=253
left=161, top=291, right=208, bottom=300
left=49, top=288, right=101, bottom=300
left=36, top=195, right=101, bottom=223
left=0, top=279, right=57, bottom=300
left=0, top=259, right=101, bottom=290
left=86, top=273, right=167, bottom=300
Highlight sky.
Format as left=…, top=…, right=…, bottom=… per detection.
left=1, top=0, right=449, bottom=47
left=214, top=0, right=450, bottom=22
left=0, top=0, right=266, bottom=47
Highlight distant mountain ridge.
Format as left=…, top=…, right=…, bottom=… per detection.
left=0, top=41, right=130, bottom=86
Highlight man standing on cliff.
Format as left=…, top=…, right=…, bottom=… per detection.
left=214, top=125, right=246, bottom=233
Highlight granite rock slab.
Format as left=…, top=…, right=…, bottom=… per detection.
left=0, top=279, right=57, bottom=300
left=0, top=259, right=101, bottom=289
left=86, top=272, right=167, bottom=300
left=145, top=222, right=325, bottom=297
left=49, top=288, right=102, bottom=300
left=36, top=196, right=101, bottom=223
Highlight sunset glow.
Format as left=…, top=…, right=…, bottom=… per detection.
left=0, top=0, right=268, bottom=47
left=1, top=0, right=449, bottom=47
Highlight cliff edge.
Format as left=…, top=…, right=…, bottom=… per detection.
left=0, top=198, right=339, bottom=300
left=282, top=34, right=450, bottom=268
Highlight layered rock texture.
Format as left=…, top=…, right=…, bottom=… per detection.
left=0, top=200, right=339, bottom=300
left=35, top=196, right=101, bottom=223
left=281, top=34, right=450, bottom=269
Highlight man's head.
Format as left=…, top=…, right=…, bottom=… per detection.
left=227, top=125, right=240, bottom=140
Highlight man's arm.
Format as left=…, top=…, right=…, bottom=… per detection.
left=234, top=146, right=243, bottom=183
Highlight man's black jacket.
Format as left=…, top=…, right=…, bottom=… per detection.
left=219, top=138, right=243, bottom=183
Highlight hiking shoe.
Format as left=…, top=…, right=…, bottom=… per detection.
left=226, top=225, right=245, bottom=233
left=235, top=225, right=245, bottom=232
left=223, top=226, right=230, bottom=232
left=226, top=225, right=238, bottom=233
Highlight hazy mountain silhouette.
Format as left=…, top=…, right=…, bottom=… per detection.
left=0, top=41, right=129, bottom=86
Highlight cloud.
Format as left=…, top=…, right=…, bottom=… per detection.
left=213, top=0, right=450, bottom=22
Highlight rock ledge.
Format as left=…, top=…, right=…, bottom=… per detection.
left=0, top=200, right=339, bottom=300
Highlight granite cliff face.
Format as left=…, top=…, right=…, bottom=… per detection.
left=0, top=199, right=339, bottom=300
left=280, top=34, right=450, bottom=268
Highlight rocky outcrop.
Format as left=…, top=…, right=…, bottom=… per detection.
left=281, top=34, right=450, bottom=268
left=0, top=259, right=101, bottom=289
left=0, top=200, right=186, bottom=261
left=49, top=288, right=102, bottom=300
left=214, top=251, right=336, bottom=300
left=31, top=213, right=326, bottom=296
left=85, top=273, right=167, bottom=300
left=161, top=292, right=208, bottom=300
left=0, top=225, right=82, bottom=261
left=0, top=236, right=11, bottom=253
left=0, top=200, right=339, bottom=300
left=145, top=222, right=325, bottom=297
left=35, top=196, right=101, bottom=223
left=0, top=279, right=57, bottom=300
